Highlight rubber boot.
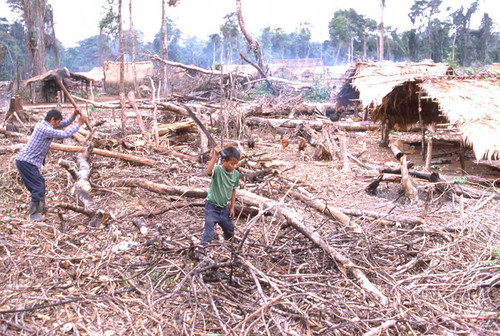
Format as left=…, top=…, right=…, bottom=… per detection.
left=29, top=201, right=45, bottom=221
left=38, top=200, right=50, bottom=214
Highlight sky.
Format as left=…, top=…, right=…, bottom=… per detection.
left=0, top=0, right=498, bottom=48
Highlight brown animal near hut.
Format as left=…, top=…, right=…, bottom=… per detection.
left=372, top=77, right=500, bottom=163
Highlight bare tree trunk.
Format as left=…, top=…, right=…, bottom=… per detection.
left=363, top=33, right=367, bottom=60
left=118, top=0, right=126, bottom=136
left=386, top=32, right=392, bottom=60
left=451, top=24, right=457, bottom=63
left=98, top=28, right=104, bottom=65
left=21, top=0, right=47, bottom=76
left=350, top=36, right=354, bottom=64
left=129, top=0, right=137, bottom=94
left=236, top=0, right=266, bottom=74
left=161, top=0, right=169, bottom=97
left=45, top=5, right=60, bottom=68
left=379, top=0, right=385, bottom=61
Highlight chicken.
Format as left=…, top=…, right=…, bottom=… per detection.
left=281, top=136, right=290, bottom=149
left=298, top=138, right=306, bottom=152
left=247, top=138, right=255, bottom=149
left=326, top=109, right=341, bottom=122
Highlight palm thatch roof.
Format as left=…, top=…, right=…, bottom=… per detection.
left=372, top=77, right=500, bottom=160
left=421, top=78, right=500, bottom=160
left=336, top=60, right=455, bottom=109
left=487, top=63, right=500, bottom=74
left=23, top=68, right=93, bottom=103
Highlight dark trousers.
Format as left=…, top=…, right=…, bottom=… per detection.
left=16, top=160, right=45, bottom=202
left=201, top=201, right=234, bottom=245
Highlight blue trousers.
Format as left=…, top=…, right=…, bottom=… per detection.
left=201, top=201, right=234, bottom=245
left=16, top=160, right=45, bottom=202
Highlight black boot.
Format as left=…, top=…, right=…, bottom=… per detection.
left=38, top=200, right=50, bottom=214
left=29, top=201, right=45, bottom=221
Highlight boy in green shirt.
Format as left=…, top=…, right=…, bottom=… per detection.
left=200, top=145, right=240, bottom=245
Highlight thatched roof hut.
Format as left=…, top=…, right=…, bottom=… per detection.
left=336, top=60, right=455, bottom=110
left=487, top=63, right=500, bottom=74
left=372, top=77, right=500, bottom=160
left=103, top=61, right=154, bottom=93
left=23, top=68, right=93, bottom=104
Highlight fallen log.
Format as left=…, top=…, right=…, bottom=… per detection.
left=1, top=129, right=155, bottom=166
left=289, top=187, right=361, bottom=232
left=58, top=138, right=107, bottom=227
left=127, top=91, right=146, bottom=133
left=108, top=177, right=389, bottom=306
left=336, top=207, right=423, bottom=224
left=246, top=117, right=379, bottom=131
left=129, top=201, right=205, bottom=218
left=0, top=144, right=24, bottom=154
left=157, top=120, right=196, bottom=136
left=237, top=189, right=389, bottom=306
left=108, top=178, right=207, bottom=198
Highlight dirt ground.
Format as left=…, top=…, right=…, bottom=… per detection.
left=0, top=96, right=499, bottom=335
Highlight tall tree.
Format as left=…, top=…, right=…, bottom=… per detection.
left=44, top=5, right=59, bottom=68
left=161, top=0, right=168, bottom=96
left=118, top=0, right=126, bottom=135
left=409, top=0, right=442, bottom=59
left=451, top=1, right=479, bottom=65
left=329, top=10, right=360, bottom=64
left=220, top=13, right=239, bottom=64
left=293, top=23, right=312, bottom=59
left=477, top=13, right=492, bottom=63
left=98, top=0, right=118, bottom=65
left=129, top=0, right=137, bottom=94
left=269, top=28, right=287, bottom=61
left=208, top=33, right=222, bottom=66
left=7, top=0, right=48, bottom=76
left=236, top=0, right=266, bottom=73
left=379, top=0, right=385, bottom=61
left=159, top=0, right=178, bottom=96
left=0, top=19, right=27, bottom=80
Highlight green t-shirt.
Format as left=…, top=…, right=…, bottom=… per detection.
left=206, top=165, right=239, bottom=207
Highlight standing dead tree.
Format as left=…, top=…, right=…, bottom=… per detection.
left=118, top=0, right=126, bottom=136
left=129, top=0, right=137, bottom=94
left=235, top=0, right=276, bottom=95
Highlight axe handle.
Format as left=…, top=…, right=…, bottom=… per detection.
left=54, top=77, right=93, bottom=131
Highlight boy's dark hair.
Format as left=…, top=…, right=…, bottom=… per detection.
left=220, top=146, right=240, bottom=160
left=45, top=109, right=63, bottom=122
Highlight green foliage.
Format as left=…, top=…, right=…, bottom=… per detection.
left=239, top=92, right=251, bottom=101
left=492, top=248, right=500, bottom=260
left=253, top=82, right=274, bottom=96
left=213, top=62, right=223, bottom=70
left=452, top=176, right=468, bottom=184
left=149, top=271, right=174, bottom=286
left=302, top=78, right=330, bottom=102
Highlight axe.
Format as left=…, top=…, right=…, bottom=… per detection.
left=51, top=68, right=92, bottom=131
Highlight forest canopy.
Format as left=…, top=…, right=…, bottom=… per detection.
left=0, top=0, right=499, bottom=80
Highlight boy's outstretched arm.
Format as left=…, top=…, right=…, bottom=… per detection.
left=206, top=145, right=221, bottom=176
left=229, top=188, right=236, bottom=219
